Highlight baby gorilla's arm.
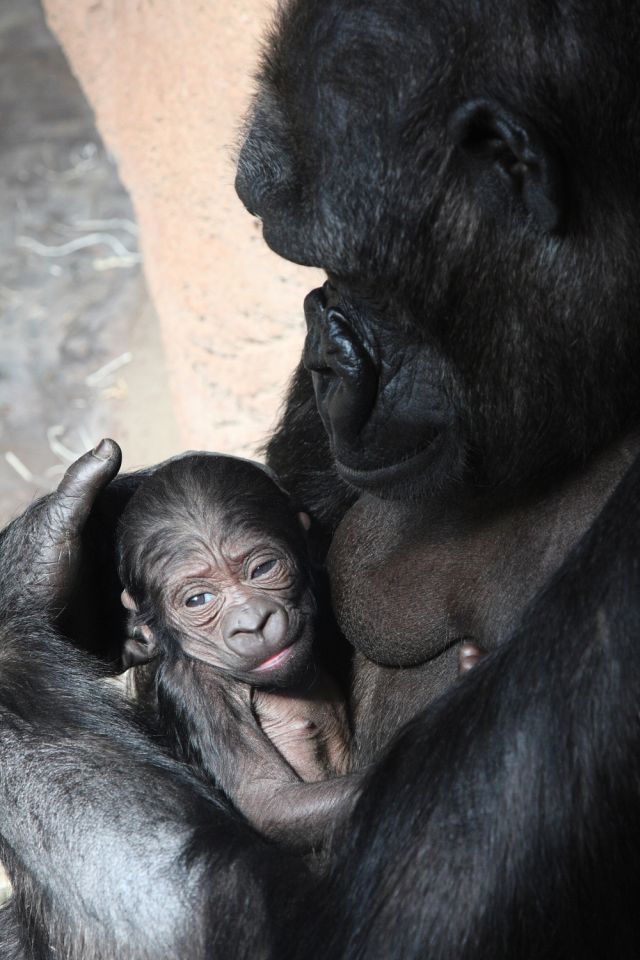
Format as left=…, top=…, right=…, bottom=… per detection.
left=249, top=642, right=486, bottom=784
left=157, top=656, right=361, bottom=850
left=252, top=668, right=351, bottom=781
left=154, top=642, right=487, bottom=850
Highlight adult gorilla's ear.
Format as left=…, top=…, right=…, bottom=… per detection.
left=448, top=98, right=565, bottom=233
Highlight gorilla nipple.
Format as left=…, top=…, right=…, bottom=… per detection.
left=458, top=641, right=488, bottom=674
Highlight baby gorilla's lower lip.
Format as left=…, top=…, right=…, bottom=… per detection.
left=253, top=643, right=296, bottom=673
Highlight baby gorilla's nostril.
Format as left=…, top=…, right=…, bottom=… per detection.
left=228, top=603, right=273, bottom=635
left=222, top=601, right=289, bottom=659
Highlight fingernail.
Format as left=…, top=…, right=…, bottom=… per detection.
left=92, top=438, right=111, bottom=460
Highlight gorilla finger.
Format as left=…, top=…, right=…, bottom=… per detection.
left=54, top=439, right=123, bottom=531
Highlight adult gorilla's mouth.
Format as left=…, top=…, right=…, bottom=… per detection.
left=303, top=284, right=453, bottom=493
left=333, top=430, right=446, bottom=491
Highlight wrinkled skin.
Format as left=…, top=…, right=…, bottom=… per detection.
left=117, top=452, right=351, bottom=792
left=2, top=0, right=640, bottom=956
left=117, top=452, right=486, bottom=791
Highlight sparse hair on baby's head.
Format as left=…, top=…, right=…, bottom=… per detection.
left=116, top=453, right=309, bottom=632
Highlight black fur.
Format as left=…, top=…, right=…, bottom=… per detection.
left=0, top=599, right=309, bottom=960
left=2, top=0, right=640, bottom=956
left=320, top=453, right=640, bottom=959
left=248, top=0, right=640, bottom=503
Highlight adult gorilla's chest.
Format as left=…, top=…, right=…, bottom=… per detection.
left=327, top=436, right=639, bottom=756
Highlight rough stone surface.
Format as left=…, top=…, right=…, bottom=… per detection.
left=41, top=0, right=322, bottom=459
left=0, top=0, right=180, bottom=527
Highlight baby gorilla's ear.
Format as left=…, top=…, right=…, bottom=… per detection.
left=121, top=590, right=137, bottom=611
left=122, top=628, right=157, bottom=669
left=120, top=589, right=158, bottom=669
left=297, top=511, right=311, bottom=531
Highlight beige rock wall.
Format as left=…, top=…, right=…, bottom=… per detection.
left=42, top=0, right=321, bottom=458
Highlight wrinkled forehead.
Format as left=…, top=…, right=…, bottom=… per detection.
left=149, top=521, right=291, bottom=583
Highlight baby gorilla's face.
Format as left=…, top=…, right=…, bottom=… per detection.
left=162, top=530, right=316, bottom=688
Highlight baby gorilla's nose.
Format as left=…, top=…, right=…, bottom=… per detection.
left=222, top=599, right=289, bottom=659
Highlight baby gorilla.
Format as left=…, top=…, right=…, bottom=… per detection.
left=117, top=453, right=349, bottom=785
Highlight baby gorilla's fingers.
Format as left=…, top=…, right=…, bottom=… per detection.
left=54, top=439, right=122, bottom=537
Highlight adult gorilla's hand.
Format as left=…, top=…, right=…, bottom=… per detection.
left=0, top=439, right=122, bottom=627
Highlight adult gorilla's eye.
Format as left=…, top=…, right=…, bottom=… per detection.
left=251, top=559, right=277, bottom=579
left=185, top=592, right=215, bottom=608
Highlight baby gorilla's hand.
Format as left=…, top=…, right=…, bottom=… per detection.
left=252, top=668, right=350, bottom=782
left=160, top=657, right=360, bottom=849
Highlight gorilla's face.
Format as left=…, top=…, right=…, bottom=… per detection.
left=237, top=0, right=640, bottom=500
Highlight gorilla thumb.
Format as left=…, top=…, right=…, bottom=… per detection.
left=55, top=438, right=123, bottom=533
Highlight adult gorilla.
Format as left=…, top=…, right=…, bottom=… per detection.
left=1, top=2, right=640, bottom=959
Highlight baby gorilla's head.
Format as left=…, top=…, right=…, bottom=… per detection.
left=117, top=453, right=316, bottom=688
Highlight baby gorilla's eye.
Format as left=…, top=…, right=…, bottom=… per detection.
left=185, top=592, right=215, bottom=608
left=250, top=558, right=277, bottom=579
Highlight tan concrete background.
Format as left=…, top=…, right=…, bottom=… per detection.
left=0, top=0, right=185, bottom=523
left=42, top=0, right=322, bottom=459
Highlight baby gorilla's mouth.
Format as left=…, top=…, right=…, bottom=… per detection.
left=247, top=619, right=315, bottom=688
left=253, top=642, right=297, bottom=673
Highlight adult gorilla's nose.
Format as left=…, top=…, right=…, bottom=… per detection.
left=222, top=600, right=288, bottom=658
left=234, top=136, right=262, bottom=218
left=303, top=288, right=377, bottom=446
left=235, top=101, right=277, bottom=218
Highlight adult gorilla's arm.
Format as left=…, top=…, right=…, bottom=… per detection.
left=317, top=453, right=640, bottom=960
left=0, top=443, right=302, bottom=960
left=0, top=440, right=123, bottom=614
left=61, top=453, right=159, bottom=663
left=3, top=441, right=638, bottom=957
